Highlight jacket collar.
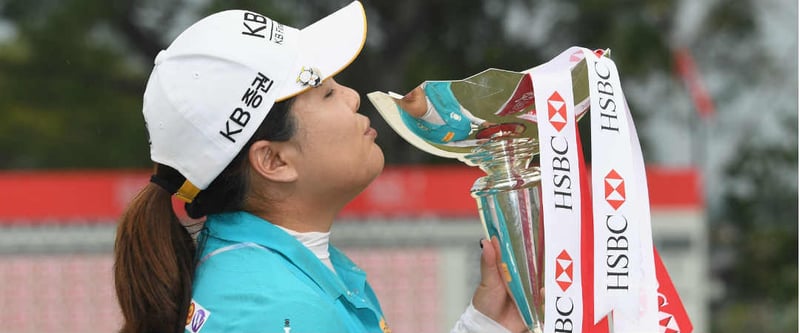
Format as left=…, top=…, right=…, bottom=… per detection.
left=203, top=211, right=366, bottom=300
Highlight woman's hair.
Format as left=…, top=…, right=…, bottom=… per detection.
left=114, top=99, right=296, bottom=333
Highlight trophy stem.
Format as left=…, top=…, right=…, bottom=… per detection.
left=467, top=137, right=544, bottom=333
left=467, top=137, right=539, bottom=191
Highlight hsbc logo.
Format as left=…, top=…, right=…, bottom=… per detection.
left=547, top=91, right=567, bottom=132
left=569, top=49, right=604, bottom=63
left=593, top=49, right=606, bottom=58
left=569, top=50, right=584, bottom=63
left=604, top=169, right=626, bottom=210
left=659, top=313, right=680, bottom=333
left=603, top=169, right=630, bottom=292
left=555, top=250, right=574, bottom=292
left=592, top=58, right=621, bottom=133
left=658, top=292, right=681, bottom=333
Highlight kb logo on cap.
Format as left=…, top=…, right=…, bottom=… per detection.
left=219, top=72, right=275, bottom=143
left=241, top=12, right=285, bottom=45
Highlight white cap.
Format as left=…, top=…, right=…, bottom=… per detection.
left=143, top=2, right=367, bottom=197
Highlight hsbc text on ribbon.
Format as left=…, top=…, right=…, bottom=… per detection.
left=549, top=136, right=573, bottom=210
left=554, top=296, right=575, bottom=333
left=592, top=61, right=621, bottom=133
left=605, top=214, right=630, bottom=290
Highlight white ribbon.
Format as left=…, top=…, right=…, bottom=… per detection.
left=619, top=88, right=659, bottom=333
left=531, top=47, right=659, bottom=333
left=531, top=48, right=585, bottom=333
left=582, top=48, right=658, bottom=333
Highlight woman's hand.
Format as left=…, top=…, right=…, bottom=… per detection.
left=472, top=237, right=527, bottom=333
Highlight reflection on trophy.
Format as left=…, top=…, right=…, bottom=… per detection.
left=368, top=65, right=591, bottom=332
left=467, top=136, right=544, bottom=332
left=390, top=82, right=490, bottom=145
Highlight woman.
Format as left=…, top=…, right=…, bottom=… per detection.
left=114, top=2, right=525, bottom=333
left=395, top=82, right=488, bottom=144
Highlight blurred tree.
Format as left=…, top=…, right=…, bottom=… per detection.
left=696, top=1, right=798, bottom=332
left=0, top=0, right=149, bottom=168
left=718, top=139, right=798, bottom=317
left=713, top=114, right=798, bottom=333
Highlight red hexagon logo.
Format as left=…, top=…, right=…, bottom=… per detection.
left=547, top=91, right=567, bottom=132
left=604, top=169, right=626, bottom=210
left=555, top=250, right=573, bottom=292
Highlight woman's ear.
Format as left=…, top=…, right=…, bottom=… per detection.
left=248, top=140, right=298, bottom=183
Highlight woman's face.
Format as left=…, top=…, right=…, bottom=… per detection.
left=288, top=77, right=384, bottom=199
left=395, top=85, right=427, bottom=117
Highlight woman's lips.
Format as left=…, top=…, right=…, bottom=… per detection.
left=364, top=119, right=378, bottom=137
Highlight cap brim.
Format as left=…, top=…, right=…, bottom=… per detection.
left=276, top=1, right=367, bottom=101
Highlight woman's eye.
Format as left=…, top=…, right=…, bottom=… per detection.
left=324, top=89, right=334, bottom=98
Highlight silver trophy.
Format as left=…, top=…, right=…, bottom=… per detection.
left=368, top=63, right=591, bottom=332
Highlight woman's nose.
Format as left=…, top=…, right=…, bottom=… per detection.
left=347, top=86, right=361, bottom=112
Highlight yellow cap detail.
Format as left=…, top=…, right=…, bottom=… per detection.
left=175, top=180, right=200, bottom=203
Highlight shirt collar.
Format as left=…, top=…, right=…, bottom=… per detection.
left=203, top=211, right=352, bottom=300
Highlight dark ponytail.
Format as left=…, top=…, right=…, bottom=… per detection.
left=113, top=99, right=295, bottom=333
left=114, top=184, right=195, bottom=333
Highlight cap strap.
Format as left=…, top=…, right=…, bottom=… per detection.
left=151, top=164, right=201, bottom=203
left=149, top=174, right=178, bottom=194
left=175, top=180, right=201, bottom=203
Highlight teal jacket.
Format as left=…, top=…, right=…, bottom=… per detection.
left=185, top=211, right=390, bottom=333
